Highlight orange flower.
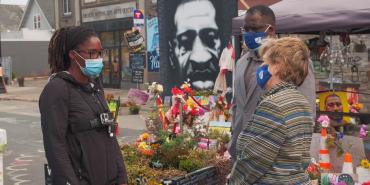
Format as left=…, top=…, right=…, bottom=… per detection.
left=140, top=133, right=150, bottom=141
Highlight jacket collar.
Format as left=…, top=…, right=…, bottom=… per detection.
left=262, top=82, right=297, bottom=99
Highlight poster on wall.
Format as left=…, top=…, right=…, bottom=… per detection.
left=129, top=53, right=146, bottom=69
left=147, top=17, right=160, bottom=72
left=133, top=9, right=145, bottom=31
left=158, top=0, right=237, bottom=94
left=124, top=30, right=145, bottom=53
left=319, top=91, right=351, bottom=123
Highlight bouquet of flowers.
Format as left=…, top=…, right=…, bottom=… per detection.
left=357, top=159, right=370, bottom=184
left=166, top=81, right=206, bottom=133
left=136, top=133, right=155, bottom=156
left=148, top=82, right=164, bottom=97
left=349, top=103, right=363, bottom=113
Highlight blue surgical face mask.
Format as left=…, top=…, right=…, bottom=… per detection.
left=243, top=25, right=271, bottom=50
left=256, top=64, right=272, bottom=88
left=243, top=32, right=266, bottom=50
left=74, top=51, right=104, bottom=79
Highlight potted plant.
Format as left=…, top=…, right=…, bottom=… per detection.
left=128, top=101, right=140, bottom=115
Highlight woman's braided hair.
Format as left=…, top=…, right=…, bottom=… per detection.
left=48, top=26, right=97, bottom=74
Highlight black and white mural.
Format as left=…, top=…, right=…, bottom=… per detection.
left=158, top=0, right=237, bottom=94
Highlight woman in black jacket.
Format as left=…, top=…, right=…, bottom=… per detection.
left=39, top=26, right=128, bottom=185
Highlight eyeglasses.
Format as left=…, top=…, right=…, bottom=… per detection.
left=75, top=48, right=108, bottom=59
left=242, top=24, right=271, bottom=33
left=326, top=102, right=342, bottom=108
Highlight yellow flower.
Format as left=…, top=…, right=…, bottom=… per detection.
left=181, top=83, right=190, bottom=89
left=187, top=99, right=197, bottom=109
left=140, top=133, right=150, bottom=141
left=138, top=142, right=147, bottom=149
left=361, top=159, right=370, bottom=169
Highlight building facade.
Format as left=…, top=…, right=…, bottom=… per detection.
left=18, top=0, right=55, bottom=30
left=54, top=0, right=156, bottom=89
left=80, top=0, right=144, bottom=89
left=55, top=0, right=81, bottom=28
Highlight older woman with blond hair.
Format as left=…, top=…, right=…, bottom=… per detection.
left=229, top=37, right=314, bottom=185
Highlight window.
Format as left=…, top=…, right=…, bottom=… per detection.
left=33, top=14, right=41, bottom=29
left=63, top=0, right=72, bottom=15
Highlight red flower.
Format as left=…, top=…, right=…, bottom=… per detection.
left=171, top=101, right=180, bottom=117
left=183, top=87, right=193, bottom=94
left=171, top=87, right=184, bottom=95
left=182, top=104, right=188, bottom=112
left=191, top=109, right=198, bottom=116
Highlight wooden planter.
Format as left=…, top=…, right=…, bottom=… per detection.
left=162, top=166, right=219, bottom=185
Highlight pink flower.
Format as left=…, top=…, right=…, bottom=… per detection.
left=198, top=108, right=205, bottom=116
left=317, top=115, right=330, bottom=128
left=360, top=124, right=368, bottom=138
left=174, top=126, right=180, bottom=134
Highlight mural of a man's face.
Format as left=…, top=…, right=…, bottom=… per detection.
left=172, top=0, right=221, bottom=90
left=325, top=95, right=343, bottom=120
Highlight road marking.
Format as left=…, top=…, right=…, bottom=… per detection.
left=6, top=154, right=35, bottom=185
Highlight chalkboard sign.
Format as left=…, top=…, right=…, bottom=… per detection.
left=129, top=53, right=146, bottom=70
left=131, top=69, right=144, bottom=83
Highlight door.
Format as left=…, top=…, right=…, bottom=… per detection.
left=102, top=48, right=121, bottom=88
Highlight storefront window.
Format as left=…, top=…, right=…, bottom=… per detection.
left=100, top=32, right=114, bottom=47
left=100, top=30, right=131, bottom=86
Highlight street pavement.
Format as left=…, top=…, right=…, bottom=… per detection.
left=0, top=78, right=148, bottom=184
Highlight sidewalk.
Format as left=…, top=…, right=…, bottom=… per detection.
left=0, top=77, right=149, bottom=140
left=0, top=77, right=133, bottom=102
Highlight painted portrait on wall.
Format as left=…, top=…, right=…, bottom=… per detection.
left=158, top=0, right=237, bottom=94
left=319, top=91, right=351, bottom=123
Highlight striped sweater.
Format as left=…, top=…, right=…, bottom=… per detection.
left=229, top=82, right=313, bottom=185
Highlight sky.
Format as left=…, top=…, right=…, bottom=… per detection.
left=0, top=0, right=28, bottom=5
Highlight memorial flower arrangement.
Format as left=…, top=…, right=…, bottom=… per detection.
left=122, top=131, right=231, bottom=185
left=166, top=81, right=207, bottom=132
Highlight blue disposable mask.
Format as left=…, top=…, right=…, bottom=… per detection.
left=74, top=51, right=104, bottom=78
left=243, top=25, right=271, bottom=50
left=256, top=64, right=272, bottom=88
